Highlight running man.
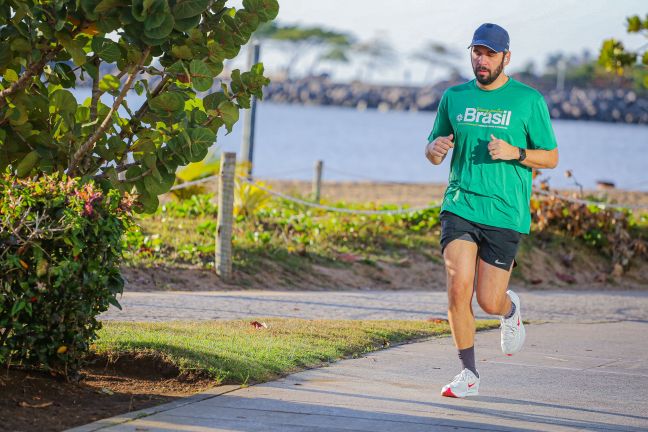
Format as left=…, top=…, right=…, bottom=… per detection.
left=425, top=23, right=559, bottom=398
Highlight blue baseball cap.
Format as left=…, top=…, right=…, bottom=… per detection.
left=468, top=23, right=510, bottom=52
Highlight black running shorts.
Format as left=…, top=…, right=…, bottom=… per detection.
left=440, top=211, right=522, bottom=270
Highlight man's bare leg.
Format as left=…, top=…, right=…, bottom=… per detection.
left=443, top=239, right=479, bottom=350
left=475, top=259, right=513, bottom=316
left=476, top=258, right=526, bottom=355
left=441, top=239, right=481, bottom=397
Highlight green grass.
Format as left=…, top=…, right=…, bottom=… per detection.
left=121, top=193, right=648, bottom=284
left=96, top=319, right=500, bottom=385
left=122, top=194, right=443, bottom=270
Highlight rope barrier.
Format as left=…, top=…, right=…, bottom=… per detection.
left=169, top=174, right=219, bottom=191
left=236, top=176, right=441, bottom=215
left=532, top=188, right=648, bottom=211
left=166, top=170, right=648, bottom=212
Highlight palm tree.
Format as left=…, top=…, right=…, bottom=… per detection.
left=352, top=36, right=397, bottom=81
left=411, top=41, right=460, bottom=83
left=254, top=22, right=355, bottom=78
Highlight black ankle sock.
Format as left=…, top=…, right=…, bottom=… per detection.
left=504, top=301, right=516, bottom=319
left=458, top=346, right=479, bottom=378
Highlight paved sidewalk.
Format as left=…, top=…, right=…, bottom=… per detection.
left=101, top=290, right=648, bottom=322
left=71, top=321, right=648, bottom=431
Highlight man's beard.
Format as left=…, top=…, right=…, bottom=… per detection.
left=473, top=57, right=505, bottom=85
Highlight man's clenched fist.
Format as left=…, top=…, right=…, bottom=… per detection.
left=488, top=134, right=519, bottom=161
left=425, top=134, right=454, bottom=165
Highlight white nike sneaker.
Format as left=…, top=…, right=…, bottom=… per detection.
left=441, top=368, right=480, bottom=398
left=501, top=289, right=526, bottom=355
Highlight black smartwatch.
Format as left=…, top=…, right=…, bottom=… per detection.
left=518, top=147, right=527, bottom=162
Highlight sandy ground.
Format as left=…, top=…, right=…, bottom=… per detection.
left=171, top=179, right=648, bottom=209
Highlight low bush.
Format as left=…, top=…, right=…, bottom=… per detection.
left=0, top=173, right=133, bottom=376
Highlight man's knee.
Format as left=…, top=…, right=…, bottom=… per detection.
left=447, top=280, right=473, bottom=311
left=476, top=291, right=506, bottom=315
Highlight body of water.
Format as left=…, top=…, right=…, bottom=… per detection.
left=218, top=102, right=648, bottom=191
left=74, top=89, right=648, bottom=191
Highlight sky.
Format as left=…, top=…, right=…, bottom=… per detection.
left=231, top=0, right=648, bottom=85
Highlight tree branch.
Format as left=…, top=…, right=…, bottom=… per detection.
left=90, top=57, right=101, bottom=122
left=94, top=161, right=139, bottom=180
left=118, top=74, right=171, bottom=141
left=118, top=167, right=152, bottom=183
left=68, top=47, right=151, bottom=177
left=0, top=46, right=63, bottom=108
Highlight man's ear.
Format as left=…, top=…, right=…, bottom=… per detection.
left=504, top=51, right=511, bottom=65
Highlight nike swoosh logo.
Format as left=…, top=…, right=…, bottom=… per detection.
left=495, top=259, right=506, bottom=265
left=468, top=383, right=476, bottom=388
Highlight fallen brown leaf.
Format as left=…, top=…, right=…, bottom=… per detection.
left=250, top=321, right=268, bottom=329
left=337, top=253, right=360, bottom=263
left=18, top=401, right=53, bottom=409
left=555, top=272, right=576, bottom=284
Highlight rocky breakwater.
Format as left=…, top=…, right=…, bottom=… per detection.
left=262, top=76, right=648, bottom=125
left=263, top=77, right=443, bottom=112
left=546, top=88, right=648, bottom=124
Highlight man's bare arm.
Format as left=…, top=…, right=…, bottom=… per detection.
left=487, top=134, right=558, bottom=169
left=425, top=134, right=454, bottom=165
left=519, top=148, right=558, bottom=169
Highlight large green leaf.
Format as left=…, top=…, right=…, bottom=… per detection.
left=243, top=0, right=279, bottom=21
left=203, top=91, right=227, bottom=113
left=132, top=0, right=150, bottom=22
left=140, top=33, right=168, bottom=46
left=189, top=59, right=213, bottom=91
left=138, top=191, right=159, bottom=213
left=81, top=0, right=102, bottom=20
left=0, top=42, right=13, bottom=67
left=10, top=37, right=31, bottom=53
left=107, top=136, right=127, bottom=155
left=217, top=100, right=239, bottom=133
left=235, top=10, right=260, bottom=35
left=187, top=146, right=208, bottom=163
left=3, top=69, right=18, bottom=82
left=171, top=45, right=193, bottom=59
left=96, top=16, right=122, bottom=33
left=53, top=63, right=77, bottom=88
left=157, top=166, right=177, bottom=192
left=50, top=90, right=78, bottom=115
left=126, top=165, right=143, bottom=180
left=95, top=0, right=127, bottom=14
left=92, top=37, right=122, bottom=63
left=144, top=2, right=170, bottom=29
left=173, top=14, right=201, bottom=32
left=7, top=104, right=28, bottom=126
left=144, top=13, right=175, bottom=39
left=172, top=0, right=210, bottom=20
left=98, top=75, right=121, bottom=94
left=210, top=28, right=240, bottom=58
left=148, top=92, right=185, bottom=115
left=189, top=127, right=215, bottom=149
left=56, top=32, right=87, bottom=66
left=143, top=172, right=168, bottom=195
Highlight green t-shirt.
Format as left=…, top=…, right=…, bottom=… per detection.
left=428, top=78, right=557, bottom=234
